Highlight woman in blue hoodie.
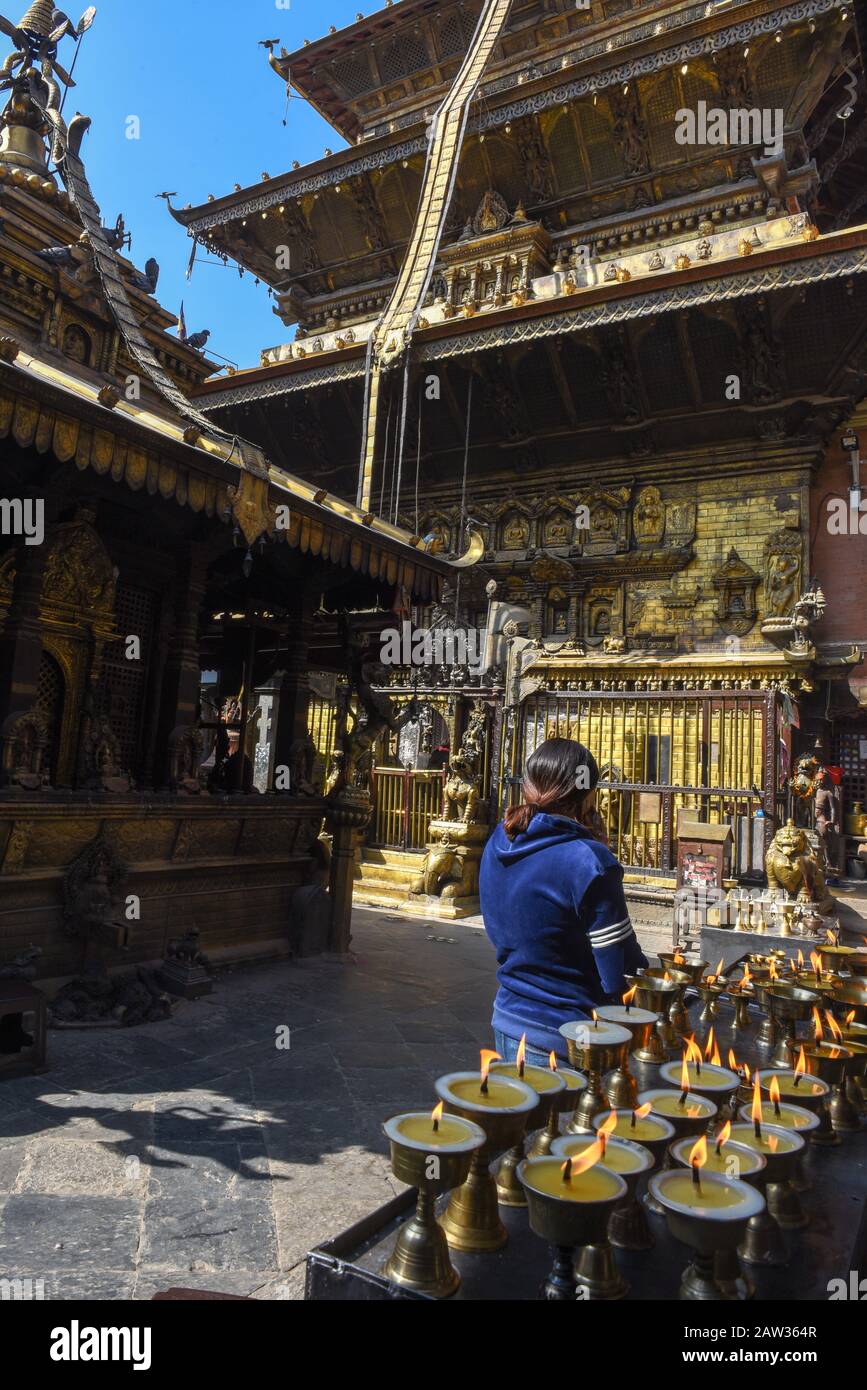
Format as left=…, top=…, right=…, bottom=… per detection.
left=479, top=738, right=647, bottom=1066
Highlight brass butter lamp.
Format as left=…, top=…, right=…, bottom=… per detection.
left=670, top=1123, right=766, bottom=1298
left=763, top=981, right=821, bottom=1069
left=587, top=1103, right=675, bottom=1250
left=436, top=1054, right=538, bottom=1253
left=490, top=1048, right=564, bottom=1207
left=649, top=1141, right=766, bottom=1301
left=559, top=1016, right=631, bottom=1132
left=640, top=964, right=694, bottom=1044
left=629, top=972, right=682, bottom=1061
left=639, top=1068, right=719, bottom=1216
left=737, top=1074, right=819, bottom=1229
left=727, top=1120, right=803, bottom=1268
left=518, top=1146, right=627, bottom=1300
left=598, top=991, right=657, bottom=1107
left=382, top=1106, right=486, bottom=1297
left=552, top=1124, right=653, bottom=1298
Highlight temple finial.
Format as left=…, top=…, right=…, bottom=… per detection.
left=18, top=1, right=56, bottom=36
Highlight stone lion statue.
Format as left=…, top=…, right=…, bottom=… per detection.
left=443, top=753, right=480, bottom=824
left=765, top=819, right=834, bottom=914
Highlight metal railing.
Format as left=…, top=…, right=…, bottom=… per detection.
left=371, top=767, right=445, bottom=849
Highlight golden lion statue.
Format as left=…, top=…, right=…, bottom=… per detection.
left=765, top=819, right=834, bottom=914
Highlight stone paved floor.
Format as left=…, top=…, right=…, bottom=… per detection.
left=0, top=909, right=502, bottom=1301
left=0, top=907, right=665, bottom=1302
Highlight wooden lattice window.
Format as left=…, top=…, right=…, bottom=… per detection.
left=101, top=583, right=158, bottom=778
left=33, top=650, right=63, bottom=784
left=833, top=729, right=867, bottom=812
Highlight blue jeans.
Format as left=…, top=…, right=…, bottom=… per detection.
left=493, top=1029, right=567, bottom=1068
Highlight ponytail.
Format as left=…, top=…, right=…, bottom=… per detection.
left=503, top=738, right=600, bottom=840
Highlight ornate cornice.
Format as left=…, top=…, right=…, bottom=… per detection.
left=200, top=357, right=367, bottom=411
left=196, top=243, right=867, bottom=406
left=417, top=244, right=867, bottom=361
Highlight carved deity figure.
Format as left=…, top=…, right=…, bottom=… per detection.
left=633, top=486, right=665, bottom=546
left=764, top=532, right=802, bottom=617
left=443, top=753, right=480, bottom=824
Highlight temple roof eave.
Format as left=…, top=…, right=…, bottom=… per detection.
left=0, top=347, right=456, bottom=599
left=190, top=224, right=867, bottom=411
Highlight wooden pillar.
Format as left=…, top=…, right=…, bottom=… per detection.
left=0, top=544, right=47, bottom=722
left=326, top=793, right=371, bottom=954
left=154, top=544, right=207, bottom=787
left=271, top=596, right=314, bottom=790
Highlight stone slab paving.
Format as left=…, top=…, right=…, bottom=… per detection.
left=0, top=906, right=662, bottom=1301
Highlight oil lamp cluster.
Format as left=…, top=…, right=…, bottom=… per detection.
left=379, top=948, right=866, bottom=1300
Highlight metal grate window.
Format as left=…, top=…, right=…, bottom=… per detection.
left=517, top=689, right=775, bottom=874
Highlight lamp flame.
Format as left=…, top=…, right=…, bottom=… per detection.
left=797, top=949, right=805, bottom=969
left=663, top=970, right=671, bottom=982
left=751, top=1071, right=763, bottom=1137
left=715, top=958, right=724, bottom=978
left=711, top=1042, right=722, bottom=1067
left=431, top=1101, right=443, bottom=1132
left=742, top=963, right=752, bottom=987
left=633, top=1102, right=652, bottom=1123
left=794, top=1046, right=806, bottom=1086
left=716, top=1120, right=732, bottom=1148
left=598, top=1110, right=618, bottom=1152
left=548, top=1050, right=558, bottom=1071
left=812, top=1007, right=824, bottom=1042
left=704, top=1027, right=715, bottom=1061
left=679, top=1056, right=691, bottom=1101
left=567, top=1139, right=604, bottom=1178
left=689, top=1133, right=708, bottom=1187
left=685, top=1037, right=703, bottom=1066
left=479, top=1049, right=501, bottom=1092
left=846, top=1010, right=856, bottom=1027
left=769, top=959, right=779, bottom=980
left=674, top=951, right=685, bottom=965
left=769, top=1075, right=782, bottom=1115
left=825, top=1011, right=843, bottom=1042
left=810, top=951, right=822, bottom=977
left=623, top=985, right=637, bottom=1009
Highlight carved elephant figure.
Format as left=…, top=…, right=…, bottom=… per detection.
left=411, top=841, right=458, bottom=897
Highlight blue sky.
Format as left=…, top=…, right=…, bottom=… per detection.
left=54, top=0, right=370, bottom=367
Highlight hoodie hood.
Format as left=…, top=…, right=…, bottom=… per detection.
left=494, top=813, right=596, bottom=864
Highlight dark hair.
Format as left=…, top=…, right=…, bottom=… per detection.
left=503, top=738, right=600, bottom=839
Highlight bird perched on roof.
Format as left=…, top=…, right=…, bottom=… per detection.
left=127, top=258, right=160, bottom=295
left=183, top=329, right=211, bottom=352
left=36, top=231, right=90, bottom=272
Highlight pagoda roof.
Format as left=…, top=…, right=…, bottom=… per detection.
left=262, top=0, right=842, bottom=144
